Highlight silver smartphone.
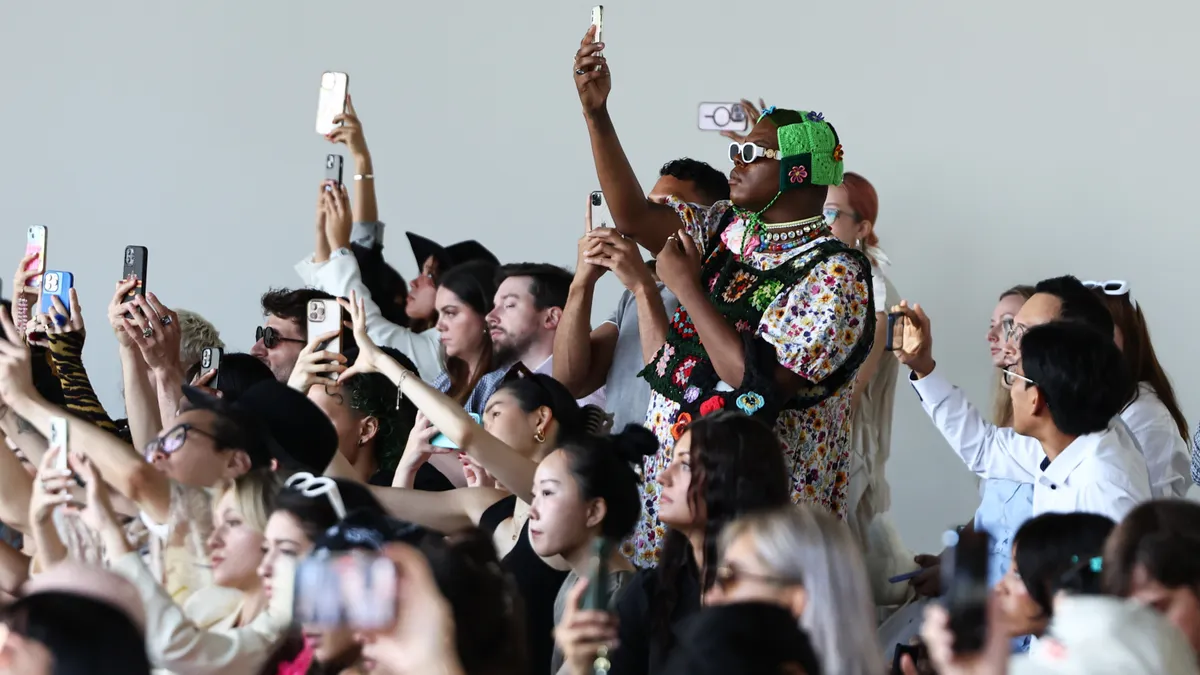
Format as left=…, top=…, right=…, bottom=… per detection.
left=589, top=191, right=612, bottom=229
left=698, top=102, right=749, bottom=132
left=316, top=71, right=350, bottom=135
left=591, top=6, right=604, bottom=69
left=49, top=416, right=69, bottom=472
left=306, top=300, right=343, bottom=380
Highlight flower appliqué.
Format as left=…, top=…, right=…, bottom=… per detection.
left=654, top=344, right=675, bottom=377
left=671, top=307, right=696, bottom=339
left=806, top=111, right=825, bottom=122
left=832, top=144, right=845, bottom=161
left=684, top=386, right=701, bottom=403
left=761, top=105, right=777, bottom=117
left=699, top=395, right=726, bottom=417
left=721, top=270, right=756, bottom=304
left=672, top=356, right=699, bottom=387
left=750, top=279, right=785, bottom=312
left=788, top=166, right=809, bottom=184
left=670, top=412, right=693, bottom=441
left=736, top=392, right=765, bottom=415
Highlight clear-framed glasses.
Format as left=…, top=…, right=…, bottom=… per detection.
left=728, top=141, right=781, bottom=165
left=286, top=472, right=347, bottom=519
left=822, top=207, right=859, bottom=226
left=144, top=423, right=225, bottom=460
left=1001, top=366, right=1036, bottom=388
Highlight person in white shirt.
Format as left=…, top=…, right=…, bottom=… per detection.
left=488, top=263, right=606, bottom=407
left=909, top=317, right=1151, bottom=522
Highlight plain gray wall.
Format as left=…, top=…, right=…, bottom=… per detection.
left=2, top=0, right=1197, bottom=552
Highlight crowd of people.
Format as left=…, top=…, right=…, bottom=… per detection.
left=0, top=23, right=1197, bottom=675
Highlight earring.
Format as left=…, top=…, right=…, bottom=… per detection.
left=534, top=430, right=546, bottom=444
left=854, top=238, right=861, bottom=248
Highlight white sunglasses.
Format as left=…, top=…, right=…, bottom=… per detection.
left=285, top=472, right=347, bottom=519
left=728, top=141, right=782, bottom=164
left=1082, top=279, right=1137, bottom=309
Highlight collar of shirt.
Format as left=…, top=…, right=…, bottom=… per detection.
left=1040, top=432, right=1099, bottom=487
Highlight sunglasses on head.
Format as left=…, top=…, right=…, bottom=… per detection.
left=728, top=141, right=781, bottom=165
left=256, top=325, right=307, bottom=349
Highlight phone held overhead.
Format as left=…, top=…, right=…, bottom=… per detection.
left=316, top=71, right=349, bottom=136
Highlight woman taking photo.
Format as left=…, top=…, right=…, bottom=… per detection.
left=555, top=411, right=792, bottom=675
left=572, top=28, right=874, bottom=567
left=1087, top=281, right=1190, bottom=498
left=335, top=293, right=601, bottom=675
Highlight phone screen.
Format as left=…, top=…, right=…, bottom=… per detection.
left=294, top=552, right=397, bottom=630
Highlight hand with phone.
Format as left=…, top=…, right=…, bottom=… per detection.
left=554, top=578, right=619, bottom=675
left=585, top=227, right=654, bottom=294
left=573, top=195, right=608, bottom=287
left=322, top=182, right=354, bottom=252
left=327, top=94, right=368, bottom=159
left=573, top=24, right=611, bottom=116
left=393, top=412, right=442, bottom=485
left=907, top=600, right=1009, bottom=675
left=123, top=293, right=182, bottom=376
left=0, top=307, right=39, bottom=406
left=910, top=552, right=943, bottom=598
left=107, top=278, right=140, bottom=350
left=286, top=330, right=348, bottom=394
left=66, top=451, right=126, bottom=554
left=37, top=288, right=85, bottom=340
left=890, top=301, right=936, bottom=378
left=654, top=228, right=703, bottom=297
left=30, top=444, right=75, bottom=526
left=11, top=251, right=44, bottom=338
left=718, top=98, right=768, bottom=143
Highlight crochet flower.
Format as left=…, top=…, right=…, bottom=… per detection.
left=832, top=144, right=845, bottom=161
left=670, top=412, right=693, bottom=441
left=788, top=166, right=809, bottom=184
left=736, top=392, right=765, bottom=415
left=761, top=105, right=776, bottom=117
left=672, top=356, right=699, bottom=387
left=699, top=395, right=726, bottom=417
left=806, top=111, right=825, bottom=122
left=684, top=386, right=701, bottom=403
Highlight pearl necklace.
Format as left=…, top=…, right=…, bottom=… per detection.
left=759, top=215, right=829, bottom=252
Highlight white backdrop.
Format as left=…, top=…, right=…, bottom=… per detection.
left=2, top=0, right=1197, bottom=551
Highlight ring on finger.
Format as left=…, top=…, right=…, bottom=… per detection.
left=160, top=315, right=173, bottom=327
left=142, top=327, right=154, bottom=339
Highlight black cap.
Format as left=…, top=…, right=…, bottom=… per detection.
left=405, top=232, right=499, bottom=272
left=182, top=380, right=339, bottom=473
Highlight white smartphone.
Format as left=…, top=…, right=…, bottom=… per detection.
left=49, top=416, right=69, bottom=472
left=698, top=102, right=749, bottom=132
left=589, top=191, right=611, bottom=228
left=316, top=72, right=350, bottom=136
left=591, top=6, right=604, bottom=69
left=306, top=299, right=343, bottom=380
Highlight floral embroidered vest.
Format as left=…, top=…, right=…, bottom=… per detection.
left=639, top=212, right=876, bottom=426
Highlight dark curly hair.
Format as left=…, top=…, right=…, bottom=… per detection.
left=651, top=411, right=790, bottom=652
left=660, top=158, right=730, bottom=205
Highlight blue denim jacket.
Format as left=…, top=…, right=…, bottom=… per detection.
left=974, top=477, right=1034, bottom=652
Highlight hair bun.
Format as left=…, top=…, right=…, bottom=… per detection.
left=581, top=405, right=614, bottom=436
left=610, top=424, right=658, bottom=465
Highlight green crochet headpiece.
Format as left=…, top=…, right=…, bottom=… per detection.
left=759, top=107, right=844, bottom=192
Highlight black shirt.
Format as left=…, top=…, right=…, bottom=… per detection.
left=609, top=560, right=702, bottom=675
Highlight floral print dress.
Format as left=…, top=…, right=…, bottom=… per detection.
left=625, top=198, right=872, bottom=567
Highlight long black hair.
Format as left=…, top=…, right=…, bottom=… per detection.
left=1, top=591, right=151, bottom=675
left=651, top=411, right=791, bottom=652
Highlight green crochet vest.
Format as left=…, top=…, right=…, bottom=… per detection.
left=638, top=215, right=875, bottom=416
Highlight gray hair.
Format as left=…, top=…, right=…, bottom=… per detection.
left=721, top=506, right=885, bottom=675
left=175, top=309, right=224, bottom=371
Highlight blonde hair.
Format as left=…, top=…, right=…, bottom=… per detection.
left=176, top=309, right=224, bottom=371
left=721, top=506, right=884, bottom=675
left=990, top=285, right=1036, bottom=426
left=214, top=469, right=282, bottom=533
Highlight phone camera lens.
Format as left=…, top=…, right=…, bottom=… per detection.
left=591, top=193, right=601, bottom=206
left=326, top=156, right=335, bottom=168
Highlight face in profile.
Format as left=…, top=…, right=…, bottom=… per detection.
left=406, top=256, right=440, bottom=322
left=529, top=449, right=594, bottom=558
left=657, top=431, right=700, bottom=529
left=434, top=287, right=486, bottom=359
left=480, top=388, right=544, bottom=459
left=728, top=120, right=783, bottom=210
left=994, top=545, right=1050, bottom=638
left=487, top=276, right=547, bottom=365
left=822, top=184, right=867, bottom=247
left=206, top=490, right=265, bottom=591
left=988, top=294, right=1027, bottom=368
left=250, top=315, right=307, bottom=382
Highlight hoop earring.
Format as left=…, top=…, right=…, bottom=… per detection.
left=534, top=430, right=546, bottom=444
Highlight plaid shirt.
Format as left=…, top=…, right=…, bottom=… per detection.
left=433, top=366, right=508, bottom=416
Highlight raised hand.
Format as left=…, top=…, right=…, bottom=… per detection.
left=11, top=252, right=43, bottom=336
left=573, top=195, right=607, bottom=287
left=573, top=24, right=611, bottom=116
left=719, top=98, right=768, bottom=143
left=123, top=293, right=182, bottom=375
left=338, top=291, right=389, bottom=381
left=322, top=183, right=353, bottom=251
left=327, top=94, right=369, bottom=159
left=584, top=227, right=653, bottom=293
left=285, top=330, right=347, bottom=393
left=30, top=445, right=75, bottom=525
left=654, top=229, right=702, bottom=296
left=554, top=579, right=619, bottom=675
left=107, top=278, right=140, bottom=349
left=0, top=306, right=38, bottom=405
left=891, top=301, right=935, bottom=377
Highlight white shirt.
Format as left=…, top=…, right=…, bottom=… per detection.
left=911, top=370, right=1152, bottom=522
left=1121, top=382, right=1191, bottom=498
left=295, top=252, right=446, bottom=384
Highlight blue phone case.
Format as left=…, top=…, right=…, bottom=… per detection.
left=39, top=271, right=74, bottom=316
left=430, top=413, right=481, bottom=449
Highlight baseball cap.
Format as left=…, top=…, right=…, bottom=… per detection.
left=182, top=380, right=339, bottom=474
left=1010, top=596, right=1199, bottom=675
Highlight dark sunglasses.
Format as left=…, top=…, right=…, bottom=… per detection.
left=714, top=563, right=799, bottom=591
left=144, top=423, right=226, bottom=460
left=256, top=325, right=307, bottom=349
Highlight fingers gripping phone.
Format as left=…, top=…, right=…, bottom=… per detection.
left=590, top=6, right=604, bottom=70
left=306, top=300, right=342, bottom=380
left=122, top=246, right=148, bottom=303
left=589, top=191, right=611, bottom=229
left=24, top=226, right=48, bottom=293
left=39, top=271, right=74, bottom=317
left=200, top=347, right=223, bottom=388
left=430, top=413, right=482, bottom=449
left=293, top=552, right=397, bottom=630
left=885, top=312, right=906, bottom=351
left=580, top=537, right=613, bottom=611
left=316, top=72, right=349, bottom=135
left=941, top=528, right=991, bottom=654
left=325, top=154, right=344, bottom=189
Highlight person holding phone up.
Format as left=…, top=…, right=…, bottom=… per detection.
left=572, top=26, right=875, bottom=566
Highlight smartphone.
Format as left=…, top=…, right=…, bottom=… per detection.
left=891, top=643, right=929, bottom=675
left=306, top=299, right=343, bottom=380
left=316, top=71, right=350, bottom=135
left=24, top=226, right=48, bottom=292
left=888, top=568, right=922, bottom=584
left=697, top=102, right=749, bottom=132
left=430, top=413, right=482, bottom=449
left=885, top=312, right=905, bottom=351
left=580, top=537, right=612, bottom=611
left=39, top=271, right=74, bottom=317
left=200, top=347, right=223, bottom=388
left=590, top=6, right=604, bottom=69
left=293, top=551, right=397, bottom=630
left=589, top=191, right=611, bottom=229
left=325, top=154, right=344, bottom=189
left=49, top=416, right=69, bottom=473
left=941, top=527, right=991, bottom=654
left=122, top=246, right=149, bottom=305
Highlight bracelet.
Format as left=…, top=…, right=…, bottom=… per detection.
left=353, top=174, right=374, bottom=181
left=395, top=369, right=410, bottom=409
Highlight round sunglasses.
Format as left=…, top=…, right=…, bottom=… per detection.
left=256, top=325, right=307, bottom=349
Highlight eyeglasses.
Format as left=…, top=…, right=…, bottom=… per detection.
left=1001, top=366, right=1036, bottom=388
left=286, top=472, right=347, bottom=519
left=256, top=325, right=307, bottom=349
left=728, top=141, right=781, bottom=165
left=822, top=207, right=860, bottom=226
left=714, top=563, right=799, bottom=591
left=144, top=423, right=226, bottom=460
